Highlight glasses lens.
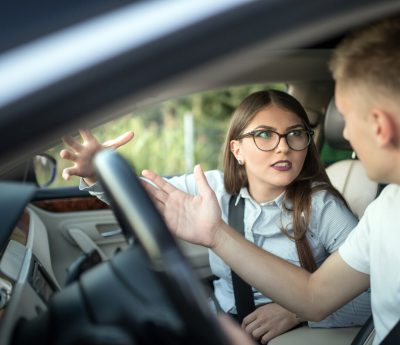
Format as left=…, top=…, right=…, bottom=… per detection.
left=286, top=130, right=310, bottom=150
left=253, top=130, right=279, bottom=151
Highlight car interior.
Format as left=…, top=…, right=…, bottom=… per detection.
left=1, top=1, right=400, bottom=345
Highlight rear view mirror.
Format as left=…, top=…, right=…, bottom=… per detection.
left=32, top=154, right=57, bottom=187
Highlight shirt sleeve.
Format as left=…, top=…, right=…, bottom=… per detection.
left=338, top=206, right=372, bottom=275
left=79, top=170, right=224, bottom=204
left=79, top=178, right=110, bottom=204
left=312, top=191, right=359, bottom=253
left=79, top=172, right=198, bottom=204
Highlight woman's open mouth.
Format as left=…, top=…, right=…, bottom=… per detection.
left=271, top=160, right=292, bottom=171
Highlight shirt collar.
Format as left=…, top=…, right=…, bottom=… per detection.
left=237, top=187, right=286, bottom=209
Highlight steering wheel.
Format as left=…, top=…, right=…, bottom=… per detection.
left=13, top=150, right=231, bottom=345
left=95, top=149, right=232, bottom=344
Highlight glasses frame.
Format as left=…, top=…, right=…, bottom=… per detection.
left=236, top=128, right=314, bottom=152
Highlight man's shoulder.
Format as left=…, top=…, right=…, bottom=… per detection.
left=358, top=184, right=400, bottom=227
left=373, top=184, right=400, bottom=206
left=380, top=183, right=400, bottom=195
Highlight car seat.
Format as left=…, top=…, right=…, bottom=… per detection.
left=324, top=99, right=378, bottom=219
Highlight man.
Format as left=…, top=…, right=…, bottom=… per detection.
left=142, top=16, right=400, bottom=345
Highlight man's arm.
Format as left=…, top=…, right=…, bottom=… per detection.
left=142, top=165, right=370, bottom=321
left=214, top=225, right=370, bottom=321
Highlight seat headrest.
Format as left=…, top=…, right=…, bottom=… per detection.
left=324, top=99, right=352, bottom=150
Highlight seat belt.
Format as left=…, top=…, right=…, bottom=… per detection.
left=376, top=183, right=387, bottom=197
left=228, top=196, right=256, bottom=323
left=350, top=315, right=375, bottom=345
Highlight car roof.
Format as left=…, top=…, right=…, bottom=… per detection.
left=0, top=0, right=399, bottom=174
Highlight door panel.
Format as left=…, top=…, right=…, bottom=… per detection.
left=30, top=203, right=125, bottom=286
left=32, top=187, right=211, bottom=286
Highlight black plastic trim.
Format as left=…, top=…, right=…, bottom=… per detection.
left=33, top=186, right=90, bottom=201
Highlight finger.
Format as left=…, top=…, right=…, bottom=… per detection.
left=141, top=180, right=168, bottom=204
left=149, top=197, right=166, bottom=215
left=260, top=330, right=275, bottom=344
left=242, top=311, right=258, bottom=328
left=244, top=320, right=261, bottom=335
left=193, top=164, right=213, bottom=196
left=59, top=149, right=78, bottom=162
left=251, top=324, right=269, bottom=340
left=62, top=169, right=70, bottom=181
left=141, top=181, right=158, bottom=204
left=142, top=170, right=177, bottom=194
left=62, top=135, right=83, bottom=152
left=62, top=166, right=78, bottom=181
left=103, top=131, right=134, bottom=149
left=218, top=314, right=256, bottom=345
left=79, top=129, right=97, bottom=143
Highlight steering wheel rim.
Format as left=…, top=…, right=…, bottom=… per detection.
left=94, top=149, right=230, bottom=345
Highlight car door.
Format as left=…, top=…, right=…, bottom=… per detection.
left=31, top=185, right=210, bottom=287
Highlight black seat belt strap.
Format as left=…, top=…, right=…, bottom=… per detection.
left=228, top=195, right=256, bottom=323
left=376, top=183, right=387, bottom=197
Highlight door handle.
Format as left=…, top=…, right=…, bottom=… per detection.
left=100, top=228, right=122, bottom=238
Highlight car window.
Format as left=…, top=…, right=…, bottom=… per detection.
left=47, top=83, right=286, bottom=188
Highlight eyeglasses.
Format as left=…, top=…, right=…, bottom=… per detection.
left=236, top=128, right=314, bottom=151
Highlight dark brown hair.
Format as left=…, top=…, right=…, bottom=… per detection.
left=223, top=90, right=349, bottom=272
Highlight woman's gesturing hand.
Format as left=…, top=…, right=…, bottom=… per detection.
left=142, top=165, right=224, bottom=249
left=60, top=129, right=134, bottom=185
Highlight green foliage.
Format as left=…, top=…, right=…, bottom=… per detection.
left=49, top=83, right=285, bottom=187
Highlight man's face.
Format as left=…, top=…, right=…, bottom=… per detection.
left=335, top=81, right=384, bottom=182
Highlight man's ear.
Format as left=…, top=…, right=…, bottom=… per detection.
left=371, top=108, right=397, bottom=148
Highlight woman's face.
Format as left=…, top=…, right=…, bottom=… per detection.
left=230, top=104, right=308, bottom=203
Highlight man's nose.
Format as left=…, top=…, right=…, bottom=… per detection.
left=342, top=125, right=349, bottom=141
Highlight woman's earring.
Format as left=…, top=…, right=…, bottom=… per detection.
left=237, top=159, right=243, bottom=165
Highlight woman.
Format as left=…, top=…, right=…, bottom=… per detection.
left=61, top=90, right=370, bottom=344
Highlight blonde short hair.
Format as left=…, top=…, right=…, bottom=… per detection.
left=329, top=16, right=400, bottom=98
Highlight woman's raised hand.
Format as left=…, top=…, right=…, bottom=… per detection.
left=60, top=129, right=134, bottom=185
left=141, top=165, right=224, bottom=248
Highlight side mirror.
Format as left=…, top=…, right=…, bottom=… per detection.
left=32, top=154, right=57, bottom=187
